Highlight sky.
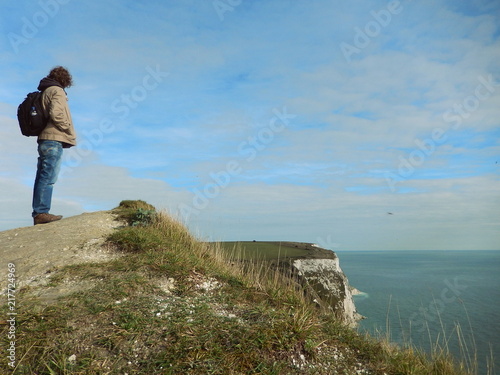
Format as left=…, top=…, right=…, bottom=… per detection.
left=1, top=0, right=499, bottom=251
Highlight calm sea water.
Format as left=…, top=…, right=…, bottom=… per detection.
left=336, top=250, right=500, bottom=375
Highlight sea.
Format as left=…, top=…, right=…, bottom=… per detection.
left=336, top=250, right=500, bottom=375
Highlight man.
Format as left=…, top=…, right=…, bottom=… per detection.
left=32, top=66, right=76, bottom=225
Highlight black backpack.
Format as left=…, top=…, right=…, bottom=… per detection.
left=17, top=91, right=48, bottom=136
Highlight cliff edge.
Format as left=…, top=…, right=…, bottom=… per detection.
left=0, top=204, right=471, bottom=374
left=0, top=211, right=124, bottom=296
left=1, top=212, right=361, bottom=326
left=225, top=241, right=362, bottom=326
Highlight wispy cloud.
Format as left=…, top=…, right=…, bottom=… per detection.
left=1, top=0, right=499, bottom=249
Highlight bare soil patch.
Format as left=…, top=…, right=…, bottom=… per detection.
left=0, top=211, right=125, bottom=295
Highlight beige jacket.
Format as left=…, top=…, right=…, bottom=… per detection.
left=38, top=86, right=77, bottom=148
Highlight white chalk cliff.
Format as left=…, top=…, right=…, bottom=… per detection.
left=291, top=258, right=361, bottom=326
left=270, top=242, right=362, bottom=326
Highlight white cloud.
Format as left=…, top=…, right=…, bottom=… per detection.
left=188, top=175, right=500, bottom=250
left=1, top=0, right=498, bottom=249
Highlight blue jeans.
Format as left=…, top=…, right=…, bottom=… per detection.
left=32, top=141, right=63, bottom=217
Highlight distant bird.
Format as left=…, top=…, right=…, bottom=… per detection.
left=387, top=212, right=394, bottom=215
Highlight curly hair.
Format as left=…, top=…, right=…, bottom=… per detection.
left=48, top=66, right=73, bottom=88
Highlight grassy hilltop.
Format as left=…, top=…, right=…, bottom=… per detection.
left=217, top=241, right=338, bottom=261
left=0, top=201, right=477, bottom=374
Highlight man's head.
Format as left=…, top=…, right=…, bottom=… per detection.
left=48, top=66, right=73, bottom=88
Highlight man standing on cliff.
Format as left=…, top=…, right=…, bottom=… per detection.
left=32, top=66, right=76, bottom=225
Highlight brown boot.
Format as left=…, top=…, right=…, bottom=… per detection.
left=34, top=213, right=63, bottom=225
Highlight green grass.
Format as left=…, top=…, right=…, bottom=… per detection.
left=217, top=241, right=315, bottom=260
left=0, top=201, right=480, bottom=374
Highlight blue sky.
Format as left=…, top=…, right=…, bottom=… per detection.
left=1, top=0, right=499, bottom=250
